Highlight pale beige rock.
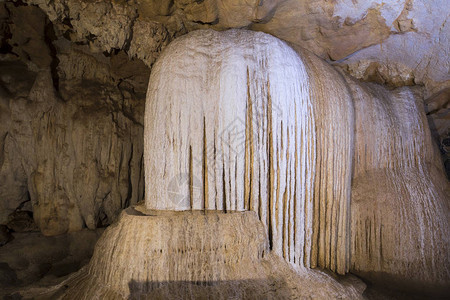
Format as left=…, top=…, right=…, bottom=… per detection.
left=38, top=207, right=364, bottom=299
left=332, top=0, right=450, bottom=97
left=293, top=46, right=354, bottom=275
left=251, top=0, right=391, bottom=61
left=144, top=29, right=352, bottom=274
left=144, top=29, right=449, bottom=291
left=345, top=77, right=450, bottom=291
left=183, top=0, right=218, bottom=24
left=23, top=0, right=449, bottom=96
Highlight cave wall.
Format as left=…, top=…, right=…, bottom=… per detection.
left=0, top=2, right=148, bottom=234
left=0, top=0, right=448, bottom=235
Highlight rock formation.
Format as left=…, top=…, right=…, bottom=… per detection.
left=44, top=29, right=448, bottom=298
left=1, top=0, right=448, bottom=236
left=0, top=3, right=147, bottom=235
left=34, top=207, right=363, bottom=299
left=145, top=29, right=352, bottom=275
left=347, top=78, right=450, bottom=291
left=0, top=0, right=448, bottom=297
left=0, top=57, right=145, bottom=235
left=143, top=29, right=448, bottom=293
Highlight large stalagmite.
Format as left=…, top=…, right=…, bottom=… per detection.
left=144, top=29, right=449, bottom=286
left=145, top=29, right=353, bottom=275
left=44, top=29, right=449, bottom=299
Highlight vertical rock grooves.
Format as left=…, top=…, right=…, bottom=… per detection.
left=144, top=29, right=353, bottom=274
left=294, top=47, right=354, bottom=274
left=345, top=78, right=450, bottom=288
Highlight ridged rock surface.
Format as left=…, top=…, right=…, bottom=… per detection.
left=144, top=29, right=449, bottom=289
left=39, top=207, right=364, bottom=299
left=23, top=0, right=450, bottom=96
left=1, top=0, right=448, bottom=236
left=0, top=58, right=145, bottom=235
left=346, top=78, right=450, bottom=291
left=0, top=3, right=148, bottom=235
left=145, top=29, right=352, bottom=275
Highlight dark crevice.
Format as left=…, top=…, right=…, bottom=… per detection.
left=124, top=143, right=134, bottom=208
left=61, top=17, right=73, bottom=28
left=86, top=33, right=97, bottom=42
left=123, top=15, right=138, bottom=53
left=0, top=20, right=13, bottom=54
left=202, top=116, right=208, bottom=211
left=44, top=20, right=60, bottom=91
left=96, top=207, right=109, bottom=228
left=266, top=80, right=273, bottom=251
left=117, top=81, right=144, bottom=127
left=192, top=18, right=219, bottom=26
left=103, top=48, right=120, bottom=57
left=61, top=17, right=74, bottom=41
left=12, top=0, right=28, bottom=7
left=0, top=132, right=8, bottom=168
left=14, top=194, right=31, bottom=211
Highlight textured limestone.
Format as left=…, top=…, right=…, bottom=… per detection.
left=27, top=0, right=137, bottom=53
left=37, top=207, right=364, bottom=299
left=0, top=1, right=152, bottom=234
left=22, top=0, right=449, bottom=95
left=345, top=77, right=450, bottom=290
left=144, top=29, right=449, bottom=290
left=128, top=19, right=170, bottom=67
left=145, top=29, right=352, bottom=274
left=0, top=2, right=448, bottom=295
left=13, top=0, right=448, bottom=175
left=0, top=0, right=445, bottom=232
left=333, top=0, right=450, bottom=97
left=0, top=57, right=145, bottom=235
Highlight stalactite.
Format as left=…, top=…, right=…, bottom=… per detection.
left=144, top=29, right=448, bottom=285
left=144, top=29, right=352, bottom=274
left=44, top=29, right=448, bottom=299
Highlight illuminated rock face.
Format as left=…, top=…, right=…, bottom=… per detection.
left=346, top=80, right=450, bottom=289
left=144, top=29, right=449, bottom=287
left=39, top=29, right=447, bottom=299
left=145, top=29, right=353, bottom=274
left=56, top=207, right=364, bottom=299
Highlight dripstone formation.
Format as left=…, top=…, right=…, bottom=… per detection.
left=35, top=29, right=448, bottom=299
